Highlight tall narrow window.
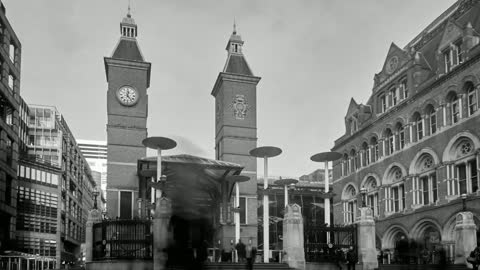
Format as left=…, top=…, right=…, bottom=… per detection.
left=413, top=113, right=423, bottom=140
left=392, top=186, right=399, bottom=212
left=450, top=93, right=460, bottom=124
left=469, top=159, right=478, bottom=193
left=426, top=105, right=436, bottom=135
left=432, top=174, right=438, bottom=203
left=390, top=86, right=398, bottom=106
left=421, top=177, right=429, bottom=205
left=397, top=124, right=405, bottom=150
left=444, top=50, right=452, bottom=73
left=399, top=78, right=408, bottom=99
left=371, top=138, right=379, bottom=162
left=453, top=40, right=464, bottom=66
left=467, top=84, right=477, bottom=116
left=380, top=95, right=387, bottom=113
left=457, top=164, right=467, bottom=195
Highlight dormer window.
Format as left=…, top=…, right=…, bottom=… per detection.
left=443, top=40, right=464, bottom=73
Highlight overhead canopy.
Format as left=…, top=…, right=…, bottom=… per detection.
left=138, top=154, right=244, bottom=220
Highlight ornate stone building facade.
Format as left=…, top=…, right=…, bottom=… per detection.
left=332, top=0, right=480, bottom=262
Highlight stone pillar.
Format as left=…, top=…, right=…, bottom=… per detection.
left=154, top=197, right=172, bottom=270
left=283, top=204, right=305, bottom=270
left=356, top=207, right=378, bottom=270
left=85, top=209, right=102, bottom=262
left=454, top=212, right=477, bottom=265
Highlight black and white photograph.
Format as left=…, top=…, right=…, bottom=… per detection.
left=0, top=0, right=479, bottom=270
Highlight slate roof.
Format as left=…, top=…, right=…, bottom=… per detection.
left=224, top=54, right=253, bottom=76
left=112, top=38, right=144, bottom=62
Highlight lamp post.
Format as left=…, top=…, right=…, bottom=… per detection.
left=310, top=152, right=342, bottom=227
left=461, top=193, right=467, bottom=211
left=250, top=146, right=282, bottom=263
left=226, top=175, right=250, bottom=254
left=274, top=178, right=298, bottom=207
left=142, top=136, right=176, bottom=270
left=142, top=137, right=177, bottom=199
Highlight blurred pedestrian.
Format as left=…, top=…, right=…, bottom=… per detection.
left=236, top=239, right=246, bottom=262
left=467, top=244, right=480, bottom=270
left=346, top=246, right=357, bottom=270
left=245, top=239, right=257, bottom=270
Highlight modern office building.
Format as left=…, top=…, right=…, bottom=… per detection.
left=23, top=104, right=97, bottom=267
left=0, top=0, right=21, bottom=255
left=77, top=139, right=107, bottom=199
left=332, top=0, right=480, bottom=263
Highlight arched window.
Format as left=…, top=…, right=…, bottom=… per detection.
left=370, top=137, right=379, bottom=162
left=385, top=129, right=394, bottom=155
left=385, top=166, right=405, bottom=214
left=412, top=153, right=438, bottom=206
left=446, top=138, right=478, bottom=194
left=412, top=112, right=423, bottom=141
left=363, top=176, right=379, bottom=216
left=342, top=184, right=357, bottom=224
left=396, top=123, right=405, bottom=150
left=466, top=82, right=478, bottom=116
left=362, top=142, right=369, bottom=166
left=425, top=105, right=436, bottom=135
left=447, top=92, right=460, bottom=124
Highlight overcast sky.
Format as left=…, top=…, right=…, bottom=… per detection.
left=4, top=0, right=455, bottom=178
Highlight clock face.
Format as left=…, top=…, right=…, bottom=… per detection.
left=116, top=86, right=139, bottom=106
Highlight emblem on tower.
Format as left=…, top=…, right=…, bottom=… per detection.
left=230, top=94, right=249, bottom=120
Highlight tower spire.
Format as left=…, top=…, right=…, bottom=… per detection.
left=127, top=0, right=131, bottom=17
left=233, top=17, right=237, bottom=35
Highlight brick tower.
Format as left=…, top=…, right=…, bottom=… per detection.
left=211, top=23, right=261, bottom=246
left=104, top=9, right=151, bottom=219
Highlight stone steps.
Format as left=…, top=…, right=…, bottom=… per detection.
left=167, top=263, right=292, bottom=270
left=377, top=264, right=469, bottom=270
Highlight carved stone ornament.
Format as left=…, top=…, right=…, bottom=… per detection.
left=230, top=94, right=249, bottom=120
left=386, top=56, right=399, bottom=74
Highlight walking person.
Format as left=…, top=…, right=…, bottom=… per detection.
left=346, top=246, right=357, bottom=270
left=235, top=239, right=246, bottom=263
left=245, top=239, right=257, bottom=270
left=467, top=244, right=480, bottom=270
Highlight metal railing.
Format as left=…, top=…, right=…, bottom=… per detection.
left=92, top=219, right=153, bottom=260
left=304, top=224, right=357, bottom=263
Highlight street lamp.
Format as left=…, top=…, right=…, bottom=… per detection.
left=360, top=187, right=367, bottom=208
left=250, top=146, right=282, bottom=263
left=461, top=193, right=467, bottom=211
left=274, top=178, right=298, bottom=207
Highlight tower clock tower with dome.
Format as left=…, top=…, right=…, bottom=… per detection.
left=104, top=8, right=151, bottom=219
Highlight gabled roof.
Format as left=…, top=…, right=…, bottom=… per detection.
left=224, top=54, right=253, bottom=76
left=437, top=19, right=465, bottom=51
left=111, top=38, right=144, bottom=62
left=345, top=98, right=358, bottom=117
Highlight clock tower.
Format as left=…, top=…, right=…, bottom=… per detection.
left=104, top=9, right=151, bottom=219
left=211, top=24, right=261, bottom=246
